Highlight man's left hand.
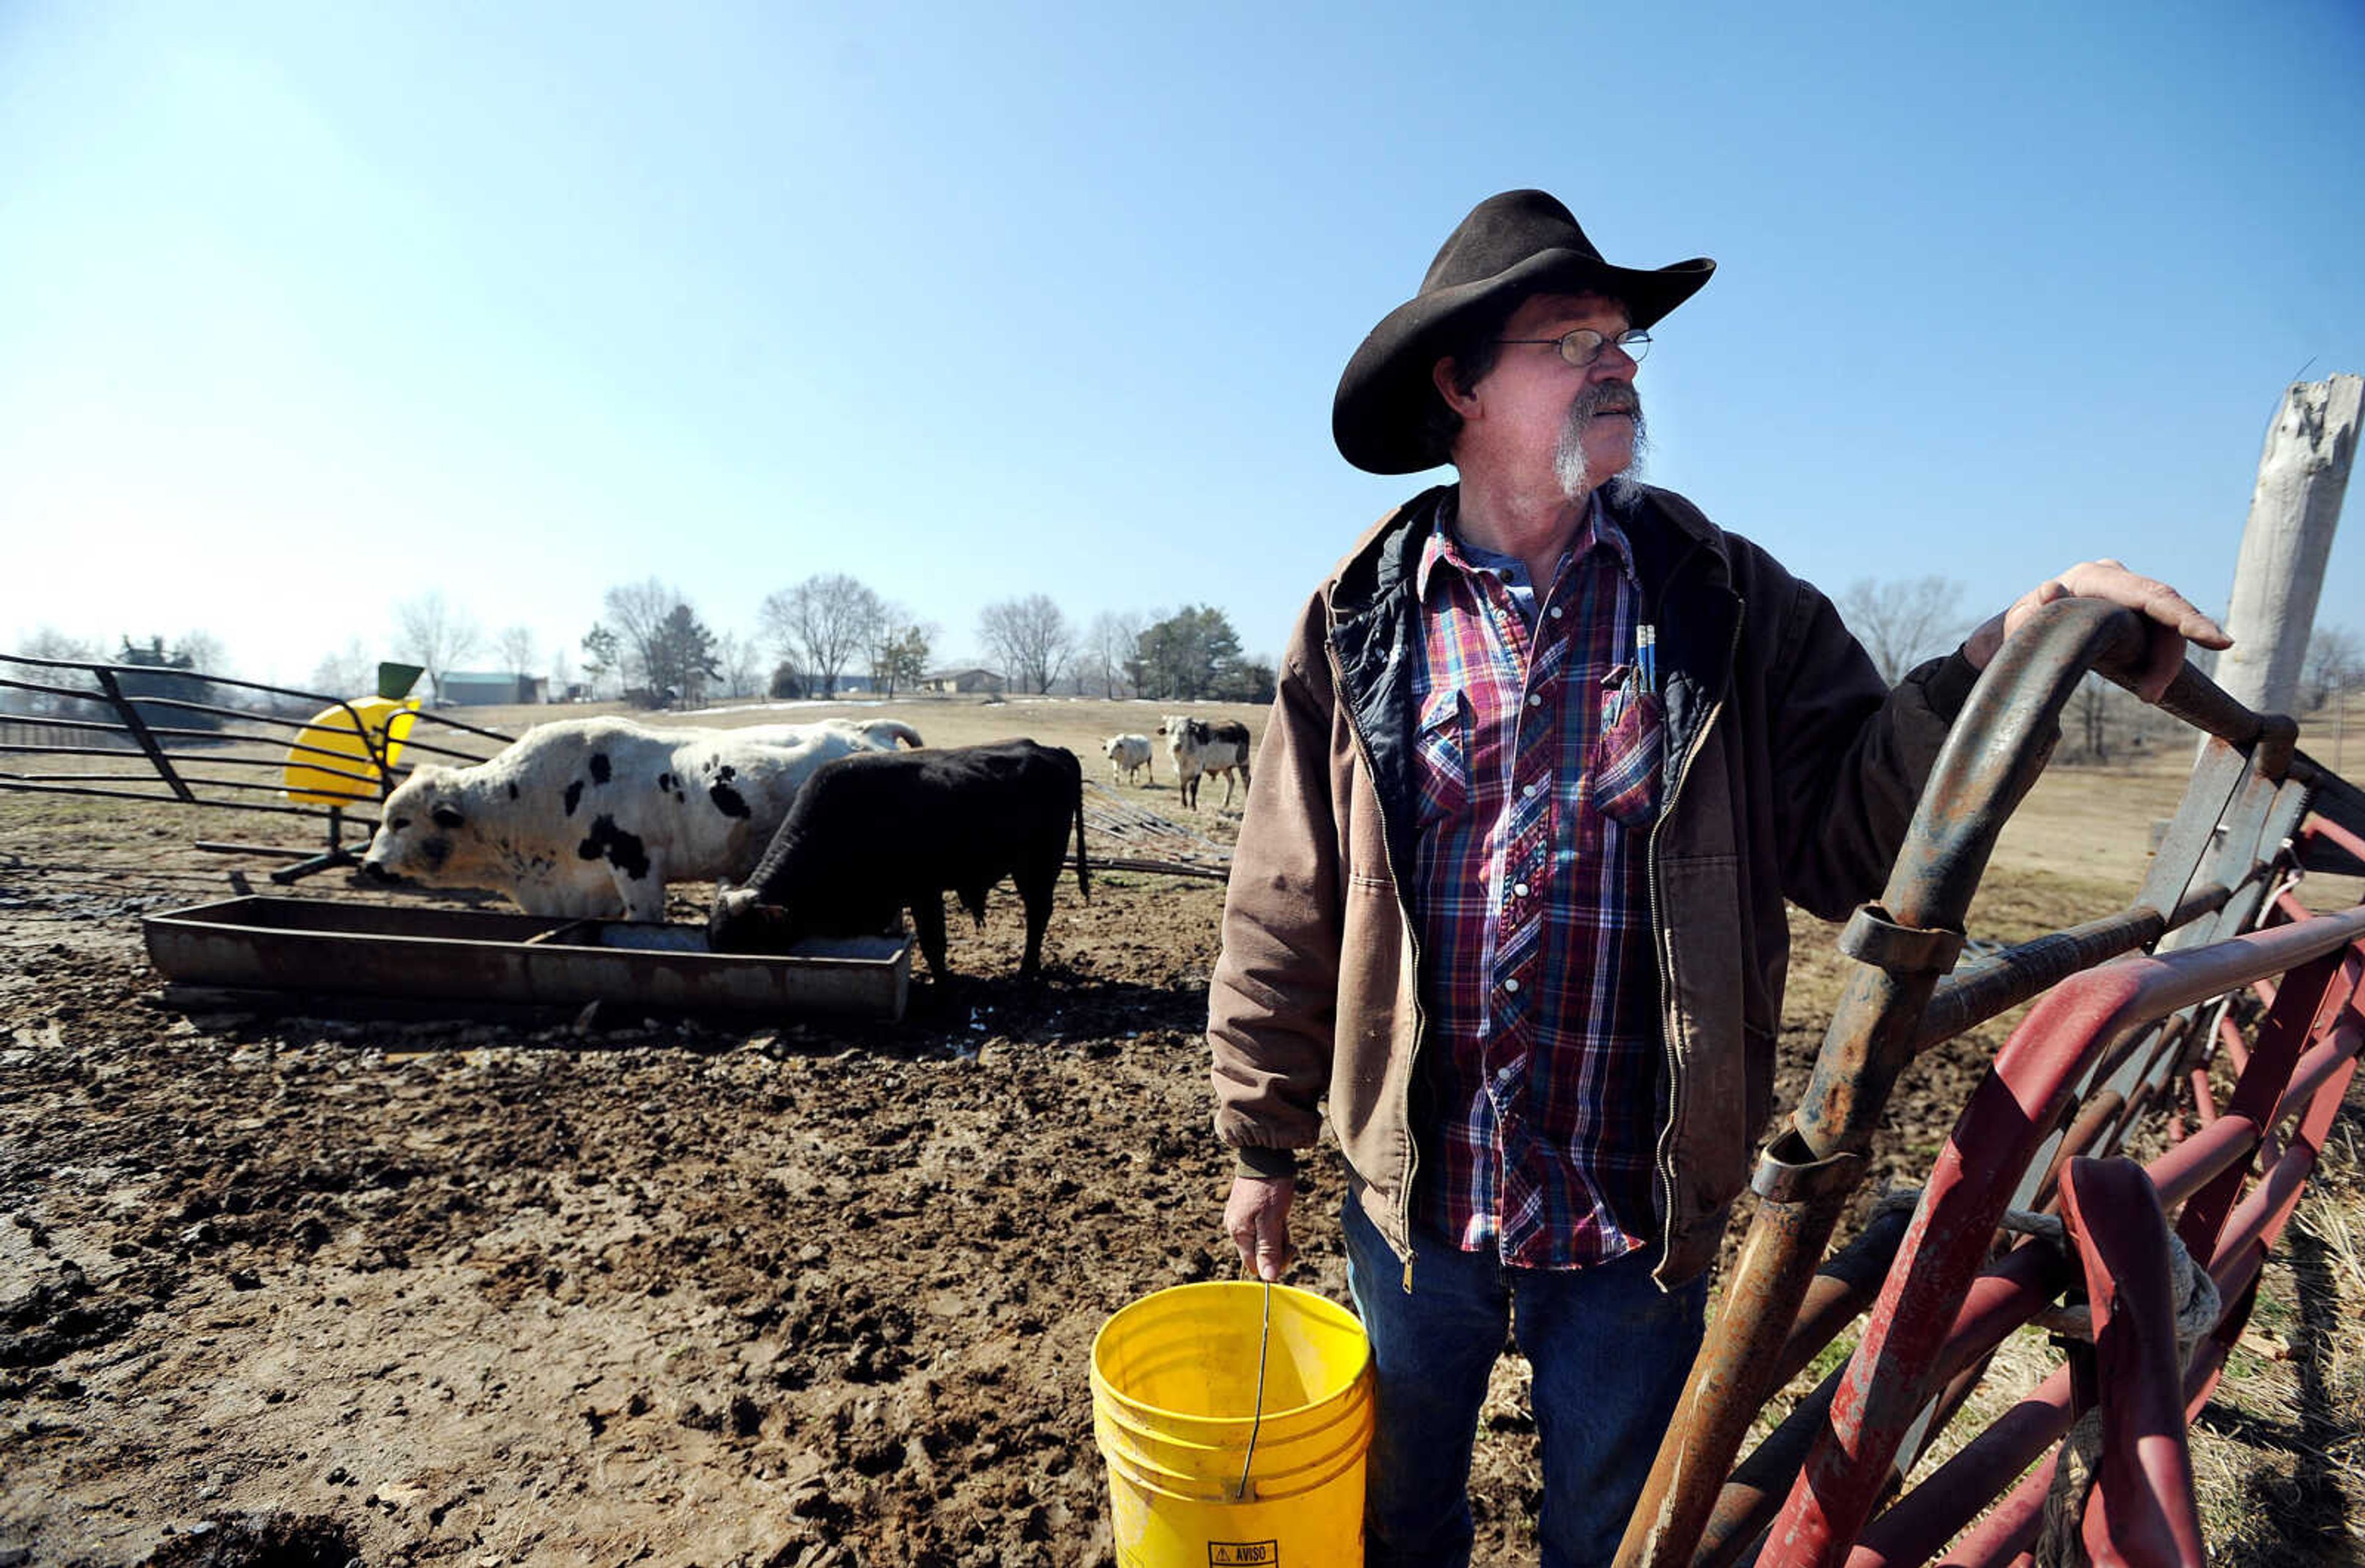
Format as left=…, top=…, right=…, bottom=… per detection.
left=1964, top=559, right=2232, bottom=704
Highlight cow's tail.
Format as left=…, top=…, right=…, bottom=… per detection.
left=1071, top=781, right=1091, bottom=903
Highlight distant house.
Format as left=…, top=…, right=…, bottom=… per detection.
left=439, top=671, right=548, bottom=706
left=920, top=666, right=1006, bottom=695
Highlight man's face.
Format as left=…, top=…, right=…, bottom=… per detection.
left=1454, top=291, right=1643, bottom=498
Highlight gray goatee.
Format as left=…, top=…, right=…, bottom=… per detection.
left=1554, top=381, right=1647, bottom=505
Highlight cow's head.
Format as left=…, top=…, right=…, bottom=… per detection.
left=1101, top=735, right=1127, bottom=759
left=1157, top=715, right=1187, bottom=742
left=707, top=878, right=802, bottom=955
left=361, top=766, right=474, bottom=884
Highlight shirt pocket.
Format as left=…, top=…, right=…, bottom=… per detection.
left=1591, top=682, right=1664, bottom=828
left=1415, top=687, right=1473, bottom=827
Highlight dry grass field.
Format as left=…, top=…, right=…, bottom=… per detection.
left=1, top=693, right=2359, bottom=1564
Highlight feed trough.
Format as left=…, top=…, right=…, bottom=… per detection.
left=142, top=895, right=910, bottom=1020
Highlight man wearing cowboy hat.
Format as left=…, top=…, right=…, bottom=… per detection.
left=1205, top=189, right=2225, bottom=1566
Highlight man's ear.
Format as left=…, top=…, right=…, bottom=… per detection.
left=1432, top=356, right=1478, bottom=419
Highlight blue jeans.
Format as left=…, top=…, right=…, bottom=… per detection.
left=1343, top=1196, right=1708, bottom=1568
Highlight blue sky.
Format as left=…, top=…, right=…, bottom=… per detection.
left=2, top=1, right=2360, bottom=690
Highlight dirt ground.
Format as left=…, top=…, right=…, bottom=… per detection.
left=1, top=701, right=2358, bottom=1565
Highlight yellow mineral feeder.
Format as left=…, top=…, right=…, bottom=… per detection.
left=283, top=697, right=420, bottom=806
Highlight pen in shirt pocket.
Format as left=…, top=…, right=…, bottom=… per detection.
left=1636, top=623, right=1657, bottom=692
left=1599, top=661, right=1631, bottom=732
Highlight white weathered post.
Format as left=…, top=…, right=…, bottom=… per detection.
left=2213, top=375, right=2363, bottom=718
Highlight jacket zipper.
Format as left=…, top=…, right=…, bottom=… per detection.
left=1644, top=600, right=1744, bottom=1274
left=1322, top=630, right=1423, bottom=1293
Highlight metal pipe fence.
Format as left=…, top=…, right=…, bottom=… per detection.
left=1614, top=599, right=2365, bottom=1568
left=0, top=652, right=510, bottom=880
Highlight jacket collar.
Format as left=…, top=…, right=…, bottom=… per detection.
left=1329, top=479, right=1729, bottom=621
left=1412, top=490, right=1640, bottom=605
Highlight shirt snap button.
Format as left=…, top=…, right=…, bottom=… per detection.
left=1513, top=881, right=1530, bottom=898
left=1503, top=977, right=1521, bottom=993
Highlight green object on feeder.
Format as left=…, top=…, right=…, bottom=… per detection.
left=376, top=663, right=425, bottom=701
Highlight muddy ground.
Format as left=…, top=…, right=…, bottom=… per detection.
left=0, top=782, right=2356, bottom=1566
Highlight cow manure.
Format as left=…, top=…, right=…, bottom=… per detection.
left=137, top=1510, right=362, bottom=1567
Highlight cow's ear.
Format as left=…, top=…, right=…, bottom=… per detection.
left=432, top=804, right=465, bottom=830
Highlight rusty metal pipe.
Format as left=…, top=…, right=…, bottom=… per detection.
left=1697, top=1367, right=1842, bottom=1568
left=1678, top=1207, right=1917, bottom=1568
left=1917, top=911, right=2164, bottom=1053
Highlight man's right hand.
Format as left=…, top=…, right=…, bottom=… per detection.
left=1223, top=1174, right=1296, bottom=1281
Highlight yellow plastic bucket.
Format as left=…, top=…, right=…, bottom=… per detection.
left=283, top=698, right=419, bottom=806
left=1090, top=1282, right=1373, bottom=1567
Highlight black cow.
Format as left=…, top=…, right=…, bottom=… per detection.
left=708, top=739, right=1090, bottom=984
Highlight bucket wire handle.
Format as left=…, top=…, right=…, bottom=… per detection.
left=1236, top=1279, right=1272, bottom=1502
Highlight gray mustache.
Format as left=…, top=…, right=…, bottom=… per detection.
left=1573, top=381, right=1641, bottom=420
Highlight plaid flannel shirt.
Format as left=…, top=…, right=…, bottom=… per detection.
left=1408, top=497, right=1664, bottom=1269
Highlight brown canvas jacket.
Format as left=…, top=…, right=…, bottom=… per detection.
left=1207, top=482, right=1978, bottom=1287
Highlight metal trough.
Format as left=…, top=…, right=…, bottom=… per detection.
left=142, top=895, right=910, bottom=1020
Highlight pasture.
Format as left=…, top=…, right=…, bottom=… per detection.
left=1, top=695, right=2358, bottom=1566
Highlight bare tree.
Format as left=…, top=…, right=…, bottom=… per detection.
left=309, top=639, right=376, bottom=697
left=600, top=578, right=682, bottom=693
left=1837, top=576, right=1968, bottom=685
left=18, top=626, right=95, bottom=661
left=497, top=625, right=538, bottom=676
left=176, top=630, right=230, bottom=677
left=759, top=574, right=883, bottom=698
left=714, top=631, right=766, bottom=701
left=1083, top=610, right=1144, bottom=698
left=2069, top=673, right=2119, bottom=762
left=2303, top=625, right=2363, bottom=712
left=548, top=646, right=576, bottom=701
left=392, top=591, right=485, bottom=701
left=978, top=594, right=1076, bottom=695
left=8, top=627, right=99, bottom=718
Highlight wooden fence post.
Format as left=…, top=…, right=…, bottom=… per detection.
left=2213, top=375, right=2363, bottom=719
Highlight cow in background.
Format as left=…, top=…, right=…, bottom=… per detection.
left=1101, top=732, right=1155, bottom=786
left=709, top=739, right=1089, bottom=985
left=1158, top=716, right=1252, bottom=810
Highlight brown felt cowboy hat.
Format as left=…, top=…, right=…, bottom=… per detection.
left=1332, top=190, right=1715, bottom=474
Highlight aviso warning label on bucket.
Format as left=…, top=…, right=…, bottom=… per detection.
left=1207, top=1544, right=1278, bottom=1566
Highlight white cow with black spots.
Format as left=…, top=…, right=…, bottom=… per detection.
left=1158, top=715, right=1252, bottom=810
left=359, top=715, right=923, bottom=920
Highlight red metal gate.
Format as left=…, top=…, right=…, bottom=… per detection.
left=1617, top=599, right=2365, bottom=1568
